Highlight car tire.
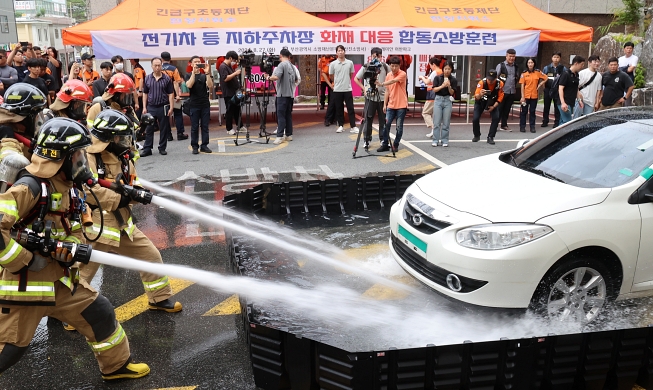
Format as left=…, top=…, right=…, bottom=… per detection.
left=529, top=256, right=619, bottom=324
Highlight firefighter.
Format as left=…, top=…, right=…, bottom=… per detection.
left=0, top=118, right=150, bottom=380
left=48, top=79, right=94, bottom=121
left=86, top=73, right=137, bottom=126
left=80, top=109, right=182, bottom=313
left=0, top=83, right=48, bottom=159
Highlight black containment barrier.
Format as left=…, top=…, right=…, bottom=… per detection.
left=225, top=175, right=653, bottom=390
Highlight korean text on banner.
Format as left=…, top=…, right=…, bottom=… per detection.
left=90, top=27, right=540, bottom=59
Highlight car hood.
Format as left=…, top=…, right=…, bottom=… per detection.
left=416, top=154, right=612, bottom=223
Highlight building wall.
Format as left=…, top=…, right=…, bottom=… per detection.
left=0, top=0, right=19, bottom=47
left=89, top=0, right=119, bottom=21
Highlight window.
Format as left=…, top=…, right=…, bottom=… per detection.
left=0, top=16, right=8, bottom=34
left=55, top=29, right=59, bottom=39
left=37, top=28, right=41, bottom=41
left=44, top=28, right=48, bottom=40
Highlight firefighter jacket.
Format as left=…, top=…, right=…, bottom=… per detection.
left=86, top=98, right=121, bottom=127
left=84, top=141, right=140, bottom=247
left=0, top=174, right=84, bottom=305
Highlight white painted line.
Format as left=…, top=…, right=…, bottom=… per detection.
left=246, top=168, right=257, bottom=181
left=373, top=123, right=448, bottom=168
left=220, top=169, right=231, bottom=183
left=319, top=165, right=344, bottom=179
left=217, top=140, right=226, bottom=153
left=294, top=166, right=317, bottom=181
left=261, top=167, right=277, bottom=181
left=637, top=139, right=653, bottom=151
left=409, top=139, right=529, bottom=143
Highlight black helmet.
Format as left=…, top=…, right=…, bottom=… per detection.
left=140, top=113, right=157, bottom=127
left=33, top=118, right=91, bottom=161
left=90, top=109, right=134, bottom=143
left=2, top=83, right=47, bottom=116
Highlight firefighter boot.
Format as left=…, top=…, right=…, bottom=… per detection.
left=102, top=359, right=151, bottom=380
left=148, top=299, right=182, bottom=313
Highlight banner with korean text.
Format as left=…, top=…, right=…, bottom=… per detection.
left=90, top=27, right=539, bottom=59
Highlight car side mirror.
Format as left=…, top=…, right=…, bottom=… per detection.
left=629, top=179, right=653, bottom=204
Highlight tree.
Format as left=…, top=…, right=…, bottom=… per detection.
left=66, top=0, right=88, bottom=23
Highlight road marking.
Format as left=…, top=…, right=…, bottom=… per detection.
left=220, top=169, right=231, bottom=183
left=246, top=168, right=257, bottom=181
left=261, top=167, right=277, bottom=181
left=159, top=171, right=213, bottom=186
left=294, top=166, right=317, bottom=181
left=217, top=140, right=226, bottom=152
left=185, top=223, right=225, bottom=237
left=154, top=387, right=197, bottom=390
left=114, top=278, right=195, bottom=323
left=399, top=162, right=436, bottom=173
left=202, top=294, right=241, bottom=316
left=319, top=165, right=344, bottom=179
left=378, top=148, right=412, bottom=163
left=372, top=124, right=448, bottom=167
left=409, top=139, right=526, bottom=143
left=363, top=284, right=409, bottom=300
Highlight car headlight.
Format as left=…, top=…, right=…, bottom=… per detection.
left=456, top=223, right=553, bottom=250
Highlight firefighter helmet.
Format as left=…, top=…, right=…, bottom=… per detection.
left=1, top=83, right=47, bottom=116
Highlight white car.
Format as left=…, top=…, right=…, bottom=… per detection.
left=389, top=108, right=653, bottom=322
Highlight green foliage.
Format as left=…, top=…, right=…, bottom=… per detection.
left=634, top=63, right=647, bottom=89
left=14, top=11, right=23, bottom=18
left=612, top=33, right=643, bottom=45
left=35, top=8, right=46, bottom=17
left=598, top=0, right=645, bottom=35
left=66, top=0, right=88, bottom=23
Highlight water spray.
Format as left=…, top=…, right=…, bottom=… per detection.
left=146, top=194, right=418, bottom=293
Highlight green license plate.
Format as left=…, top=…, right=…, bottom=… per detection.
left=398, top=225, right=427, bottom=257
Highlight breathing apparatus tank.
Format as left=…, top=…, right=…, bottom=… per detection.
left=0, top=151, right=30, bottom=194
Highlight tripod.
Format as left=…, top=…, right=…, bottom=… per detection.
left=254, top=78, right=275, bottom=138
left=353, top=86, right=396, bottom=159
left=234, top=67, right=271, bottom=145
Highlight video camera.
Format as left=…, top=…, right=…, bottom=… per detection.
left=363, top=58, right=382, bottom=91
left=239, top=49, right=255, bottom=67
left=260, top=52, right=281, bottom=76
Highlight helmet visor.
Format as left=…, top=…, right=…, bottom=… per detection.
left=69, top=100, right=90, bottom=120
left=113, top=134, right=133, bottom=151
left=70, top=149, right=90, bottom=181
left=116, top=92, right=133, bottom=107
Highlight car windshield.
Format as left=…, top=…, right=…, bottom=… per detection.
left=507, top=109, right=653, bottom=189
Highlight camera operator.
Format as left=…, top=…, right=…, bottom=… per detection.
left=185, top=56, right=213, bottom=154
left=354, top=47, right=388, bottom=149
left=219, top=51, right=242, bottom=135
left=472, top=69, right=504, bottom=145
left=265, top=49, right=295, bottom=145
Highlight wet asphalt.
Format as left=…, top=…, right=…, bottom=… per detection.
left=0, top=107, right=532, bottom=389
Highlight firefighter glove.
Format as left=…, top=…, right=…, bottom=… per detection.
left=51, top=247, right=75, bottom=268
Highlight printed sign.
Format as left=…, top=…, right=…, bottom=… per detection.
left=90, top=27, right=540, bottom=59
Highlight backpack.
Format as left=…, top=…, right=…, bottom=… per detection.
left=548, top=73, right=563, bottom=99
left=499, top=62, right=519, bottom=84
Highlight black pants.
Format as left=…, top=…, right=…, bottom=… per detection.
left=224, top=96, right=241, bottom=131
left=135, top=96, right=143, bottom=120
left=363, top=99, right=385, bottom=142
left=320, top=81, right=331, bottom=108
left=499, top=93, right=517, bottom=127
left=473, top=102, right=500, bottom=138
left=519, top=99, right=538, bottom=130
left=143, top=104, right=170, bottom=152
left=542, top=89, right=560, bottom=126
left=190, top=105, right=210, bottom=148
left=173, top=108, right=185, bottom=136
left=331, top=91, right=356, bottom=128
left=276, top=97, right=293, bottom=138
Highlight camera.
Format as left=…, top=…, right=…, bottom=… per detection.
left=239, top=49, right=255, bottom=68
left=363, top=58, right=382, bottom=91
left=260, top=52, right=280, bottom=76
left=196, top=63, right=205, bottom=69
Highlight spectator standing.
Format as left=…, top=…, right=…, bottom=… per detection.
left=111, top=55, right=139, bottom=112
left=22, top=58, right=49, bottom=103
left=541, top=52, right=566, bottom=128
left=131, top=59, right=146, bottom=119
left=431, top=61, right=457, bottom=147
left=185, top=56, right=213, bottom=154
left=518, top=57, right=547, bottom=133
left=597, top=56, right=634, bottom=111
left=557, top=55, right=585, bottom=125
left=92, top=61, right=113, bottom=97
left=81, top=53, right=99, bottom=87
left=328, top=45, right=359, bottom=134
left=472, top=70, right=504, bottom=144
left=38, top=58, right=56, bottom=103
left=219, top=51, right=242, bottom=135
left=141, top=57, right=174, bottom=156
left=45, top=47, right=62, bottom=91
left=161, top=51, right=187, bottom=141
left=318, top=55, right=332, bottom=110
left=354, top=47, right=388, bottom=149
left=0, top=49, right=17, bottom=92
left=266, top=49, right=296, bottom=145
left=577, top=55, right=602, bottom=116
left=377, top=56, right=407, bottom=152
left=8, top=45, right=28, bottom=82
left=419, top=57, right=442, bottom=138
left=495, top=48, right=519, bottom=131
left=618, top=42, right=638, bottom=106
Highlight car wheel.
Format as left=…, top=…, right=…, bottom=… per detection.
left=530, top=257, right=619, bottom=324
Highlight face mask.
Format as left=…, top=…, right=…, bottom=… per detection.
left=69, top=150, right=95, bottom=187
left=114, top=63, right=124, bottom=71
